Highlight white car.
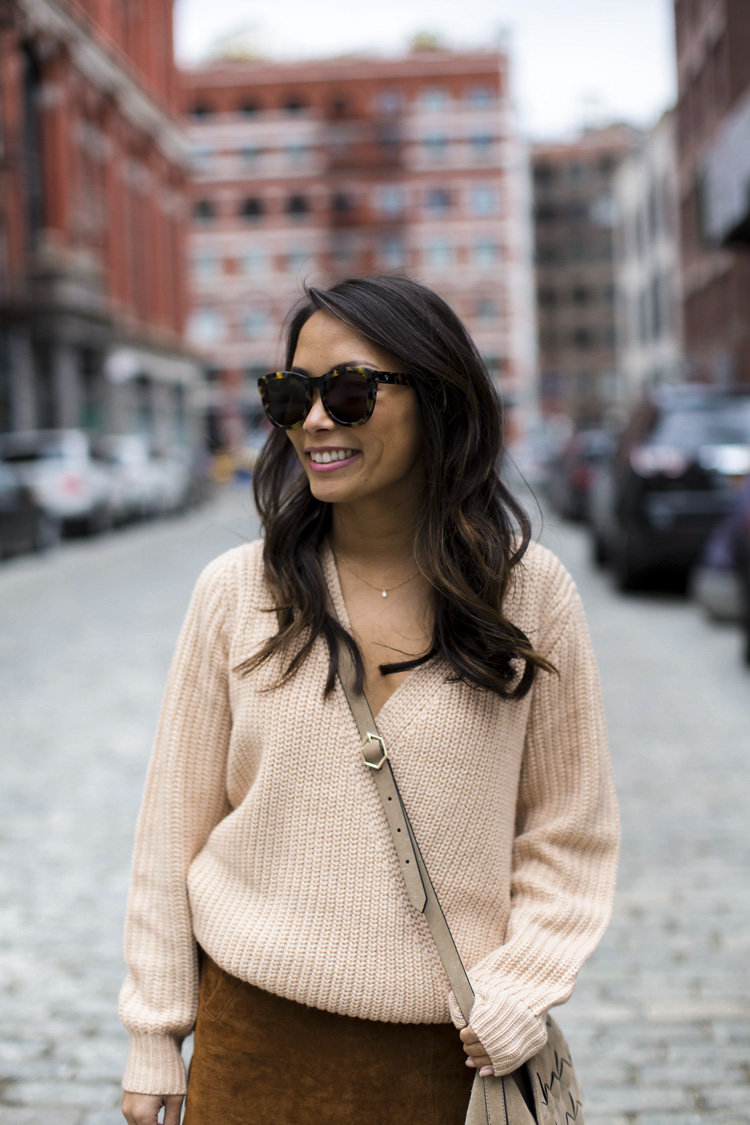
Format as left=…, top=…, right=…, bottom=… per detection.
left=92, top=434, right=164, bottom=522
left=0, top=429, right=116, bottom=534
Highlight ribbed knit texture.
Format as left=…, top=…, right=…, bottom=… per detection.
left=119, top=539, right=619, bottom=1095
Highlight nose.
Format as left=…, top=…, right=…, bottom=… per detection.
left=303, top=389, right=332, bottom=431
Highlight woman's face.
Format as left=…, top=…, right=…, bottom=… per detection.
left=286, top=311, right=423, bottom=509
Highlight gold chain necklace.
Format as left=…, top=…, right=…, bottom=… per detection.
left=335, top=553, right=420, bottom=598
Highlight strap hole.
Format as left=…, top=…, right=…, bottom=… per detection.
left=405, top=859, right=410, bottom=864
left=388, top=797, right=392, bottom=801
left=397, top=828, right=401, bottom=833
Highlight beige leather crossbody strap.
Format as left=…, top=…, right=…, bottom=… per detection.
left=329, top=602, right=475, bottom=1021
left=330, top=605, right=538, bottom=1125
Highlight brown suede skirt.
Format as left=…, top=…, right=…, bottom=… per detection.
left=183, top=950, right=475, bottom=1124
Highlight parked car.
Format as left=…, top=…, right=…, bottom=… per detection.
left=546, top=427, right=616, bottom=520
left=588, top=385, right=750, bottom=590
left=740, top=506, right=750, bottom=667
left=0, top=462, right=61, bottom=560
left=690, top=475, right=750, bottom=621
left=91, top=434, right=164, bottom=523
left=150, top=448, right=195, bottom=515
left=0, top=429, right=116, bottom=534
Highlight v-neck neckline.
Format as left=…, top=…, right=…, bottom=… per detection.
left=321, top=542, right=436, bottom=725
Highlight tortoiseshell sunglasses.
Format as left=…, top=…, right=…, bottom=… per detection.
left=258, top=365, right=413, bottom=429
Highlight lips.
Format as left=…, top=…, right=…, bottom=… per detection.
left=306, top=447, right=360, bottom=473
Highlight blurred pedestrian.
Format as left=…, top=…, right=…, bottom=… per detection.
left=119, top=275, right=619, bottom=1125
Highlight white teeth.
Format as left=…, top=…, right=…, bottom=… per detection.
left=309, top=449, right=354, bottom=464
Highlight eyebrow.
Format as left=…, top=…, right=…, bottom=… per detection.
left=288, top=360, right=378, bottom=376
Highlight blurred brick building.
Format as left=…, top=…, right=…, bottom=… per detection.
left=181, top=48, right=535, bottom=449
left=613, top=110, right=684, bottom=404
left=0, top=0, right=200, bottom=447
left=532, top=124, right=640, bottom=426
left=675, top=0, right=750, bottom=388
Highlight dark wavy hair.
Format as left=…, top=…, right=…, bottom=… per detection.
left=243, top=274, right=554, bottom=698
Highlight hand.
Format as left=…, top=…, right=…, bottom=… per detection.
left=121, top=1091, right=184, bottom=1125
left=460, top=1024, right=494, bottom=1078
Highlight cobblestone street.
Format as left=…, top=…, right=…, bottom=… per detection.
left=1, top=488, right=748, bottom=1124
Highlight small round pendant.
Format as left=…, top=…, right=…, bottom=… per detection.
left=381, top=590, right=387, bottom=598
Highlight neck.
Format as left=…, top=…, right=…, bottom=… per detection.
left=330, top=489, right=421, bottom=568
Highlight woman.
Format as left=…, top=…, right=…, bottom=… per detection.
left=120, top=275, right=619, bottom=1125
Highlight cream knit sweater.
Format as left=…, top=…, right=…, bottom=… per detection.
left=119, top=538, right=619, bottom=1096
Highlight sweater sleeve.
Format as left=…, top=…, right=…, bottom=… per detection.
left=118, top=555, right=233, bottom=1095
left=449, top=570, right=619, bottom=1076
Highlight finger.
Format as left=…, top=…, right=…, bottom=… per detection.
left=462, top=1040, right=488, bottom=1059
left=459, top=1026, right=480, bottom=1045
left=163, top=1095, right=185, bottom=1125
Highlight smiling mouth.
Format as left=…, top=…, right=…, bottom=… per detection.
left=308, top=449, right=358, bottom=464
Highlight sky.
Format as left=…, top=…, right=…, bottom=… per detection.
left=175, top=0, right=677, bottom=140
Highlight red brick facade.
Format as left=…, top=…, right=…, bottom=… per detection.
left=181, top=50, right=535, bottom=450
left=674, top=0, right=750, bottom=387
left=0, top=0, right=199, bottom=446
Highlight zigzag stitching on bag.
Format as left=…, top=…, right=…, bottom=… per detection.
left=534, top=1058, right=583, bottom=1125
left=534, top=1051, right=574, bottom=1105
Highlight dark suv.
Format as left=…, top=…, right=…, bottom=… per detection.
left=588, top=385, right=750, bottom=590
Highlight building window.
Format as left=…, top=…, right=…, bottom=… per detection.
left=534, top=203, right=557, bottom=222
left=418, top=86, right=449, bottom=112
left=190, top=103, right=214, bottom=119
left=240, top=197, right=265, bottom=221
left=375, top=89, right=403, bottom=115
left=476, top=298, right=498, bottom=321
left=470, top=134, right=494, bottom=160
left=192, top=251, right=220, bottom=279
left=286, top=194, right=310, bottom=217
left=376, top=124, right=401, bottom=150
left=377, top=185, right=406, bottom=214
left=425, top=239, right=453, bottom=268
left=329, top=96, right=351, bottom=117
left=240, top=145, right=262, bottom=166
left=534, top=164, right=555, bottom=187
left=239, top=100, right=262, bottom=116
left=474, top=237, right=500, bottom=265
left=332, top=234, right=356, bottom=265
left=426, top=187, right=452, bottom=214
left=573, top=328, right=592, bottom=348
left=204, top=365, right=223, bottom=383
left=331, top=192, right=354, bottom=213
left=572, top=286, right=590, bottom=305
left=245, top=363, right=267, bottom=382
left=470, top=186, right=499, bottom=215
left=188, top=308, right=225, bottom=344
left=423, top=135, right=448, bottom=160
left=241, top=248, right=267, bottom=275
left=466, top=85, right=494, bottom=108
left=535, top=244, right=557, bottom=264
left=284, top=96, right=307, bottom=113
left=189, top=146, right=213, bottom=171
left=285, top=142, right=310, bottom=166
left=286, top=248, right=313, bottom=272
left=243, top=308, right=269, bottom=339
left=379, top=234, right=406, bottom=269
left=537, top=287, right=557, bottom=307
left=193, top=199, right=216, bottom=224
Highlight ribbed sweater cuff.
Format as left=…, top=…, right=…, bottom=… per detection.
left=448, top=986, right=548, bottom=1077
left=122, top=1032, right=187, bottom=1096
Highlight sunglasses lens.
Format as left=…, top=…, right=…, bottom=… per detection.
left=264, top=375, right=308, bottom=427
left=325, top=370, right=371, bottom=425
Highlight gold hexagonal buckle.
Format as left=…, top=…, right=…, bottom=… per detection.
left=361, top=731, right=388, bottom=770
